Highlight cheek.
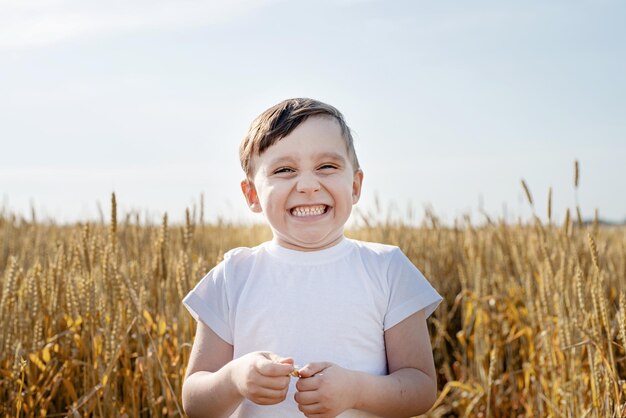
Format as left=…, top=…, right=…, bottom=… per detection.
left=335, top=182, right=356, bottom=203
left=259, top=188, right=285, bottom=211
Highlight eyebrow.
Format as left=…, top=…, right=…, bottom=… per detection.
left=316, top=152, right=348, bottom=164
left=267, top=156, right=297, bottom=167
left=267, top=152, right=347, bottom=167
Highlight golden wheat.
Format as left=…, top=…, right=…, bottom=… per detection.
left=0, top=191, right=625, bottom=417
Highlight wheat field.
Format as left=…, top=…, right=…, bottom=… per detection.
left=1, top=177, right=625, bottom=417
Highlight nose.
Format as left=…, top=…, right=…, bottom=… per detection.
left=296, top=172, right=321, bottom=193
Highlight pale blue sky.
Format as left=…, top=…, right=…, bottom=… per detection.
left=1, top=0, right=625, bottom=225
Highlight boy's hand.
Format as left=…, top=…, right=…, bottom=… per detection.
left=294, top=362, right=360, bottom=418
left=232, top=351, right=295, bottom=405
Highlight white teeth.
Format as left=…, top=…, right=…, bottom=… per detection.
left=291, top=205, right=326, bottom=217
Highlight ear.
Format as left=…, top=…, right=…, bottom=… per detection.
left=351, top=169, right=364, bottom=204
left=241, top=179, right=262, bottom=213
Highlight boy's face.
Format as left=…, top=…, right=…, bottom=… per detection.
left=241, top=116, right=363, bottom=251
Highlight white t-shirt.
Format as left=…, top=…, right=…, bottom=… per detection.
left=183, top=237, right=442, bottom=418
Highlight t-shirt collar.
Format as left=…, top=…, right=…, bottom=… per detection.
left=263, top=237, right=354, bottom=265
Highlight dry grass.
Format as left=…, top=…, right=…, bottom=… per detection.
left=1, top=189, right=625, bottom=417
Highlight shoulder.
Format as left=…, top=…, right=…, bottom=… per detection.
left=223, top=245, right=260, bottom=262
left=189, top=243, right=267, bottom=297
left=346, top=239, right=407, bottom=278
left=348, top=239, right=403, bottom=261
left=349, top=238, right=398, bottom=253
left=221, top=242, right=267, bottom=274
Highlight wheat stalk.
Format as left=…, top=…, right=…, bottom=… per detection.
left=521, top=179, right=534, bottom=206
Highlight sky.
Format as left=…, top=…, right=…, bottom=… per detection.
left=1, top=0, right=625, bottom=226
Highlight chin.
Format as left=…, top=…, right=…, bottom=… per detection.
left=298, top=235, right=342, bottom=249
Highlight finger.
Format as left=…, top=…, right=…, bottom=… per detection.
left=254, top=395, right=286, bottom=406
left=250, top=387, right=289, bottom=404
left=296, top=401, right=327, bottom=416
left=294, top=389, right=319, bottom=406
left=298, top=362, right=332, bottom=378
left=256, top=374, right=291, bottom=391
left=266, top=352, right=294, bottom=365
left=277, top=356, right=295, bottom=366
left=259, top=360, right=298, bottom=377
left=295, top=375, right=321, bottom=392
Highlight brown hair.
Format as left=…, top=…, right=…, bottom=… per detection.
left=239, top=98, right=360, bottom=177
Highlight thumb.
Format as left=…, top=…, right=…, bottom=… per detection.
left=298, top=362, right=333, bottom=378
left=278, top=357, right=295, bottom=366
left=266, top=353, right=294, bottom=365
left=258, top=353, right=296, bottom=377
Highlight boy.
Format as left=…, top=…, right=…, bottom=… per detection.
left=182, top=98, right=442, bottom=418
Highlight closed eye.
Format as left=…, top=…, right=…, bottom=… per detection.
left=273, top=167, right=295, bottom=174
left=318, top=164, right=338, bottom=170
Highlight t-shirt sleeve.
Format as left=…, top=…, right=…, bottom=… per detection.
left=182, top=259, right=233, bottom=344
left=384, top=249, right=443, bottom=331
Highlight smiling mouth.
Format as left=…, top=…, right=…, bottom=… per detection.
left=290, top=205, right=329, bottom=217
